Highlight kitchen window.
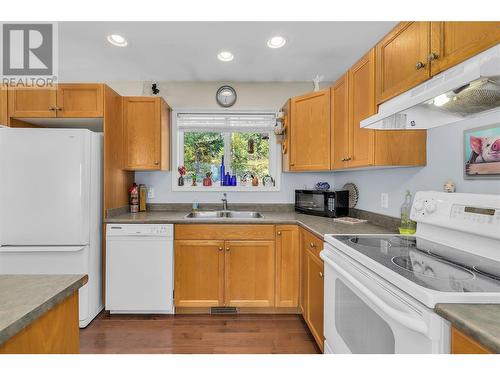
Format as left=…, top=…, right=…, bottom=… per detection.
left=172, top=112, right=280, bottom=191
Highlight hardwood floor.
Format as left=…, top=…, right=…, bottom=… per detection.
left=80, top=312, right=321, bottom=354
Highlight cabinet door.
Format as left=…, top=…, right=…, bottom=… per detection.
left=307, top=251, right=324, bottom=352
left=347, top=49, right=375, bottom=168
left=331, top=74, right=350, bottom=170
left=0, top=85, right=7, bottom=125
left=299, top=229, right=308, bottom=315
left=123, top=97, right=161, bottom=170
left=8, top=87, right=57, bottom=118
left=174, top=240, right=225, bottom=307
left=290, top=89, right=331, bottom=171
left=451, top=327, right=492, bottom=354
left=224, top=240, right=275, bottom=307
left=430, top=22, right=500, bottom=76
left=56, top=84, right=103, bottom=117
left=275, top=225, right=299, bottom=308
left=376, top=22, right=431, bottom=104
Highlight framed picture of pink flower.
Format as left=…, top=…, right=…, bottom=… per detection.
left=464, top=124, right=500, bottom=179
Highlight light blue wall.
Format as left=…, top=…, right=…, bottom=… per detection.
left=333, top=111, right=500, bottom=218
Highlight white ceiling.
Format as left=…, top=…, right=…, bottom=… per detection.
left=58, top=22, right=397, bottom=82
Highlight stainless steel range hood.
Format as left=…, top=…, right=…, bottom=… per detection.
left=361, top=44, right=500, bottom=130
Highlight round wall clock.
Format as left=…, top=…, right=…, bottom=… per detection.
left=216, top=85, right=237, bottom=107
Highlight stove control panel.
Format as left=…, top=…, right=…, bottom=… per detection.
left=411, top=191, right=500, bottom=240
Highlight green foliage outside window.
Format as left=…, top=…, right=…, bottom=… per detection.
left=183, top=131, right=270, bottom=182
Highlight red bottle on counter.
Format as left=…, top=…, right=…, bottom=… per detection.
left=129, top=183, right=139, bottom=213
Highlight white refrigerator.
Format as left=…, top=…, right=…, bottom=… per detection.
left=0, top=128, right=103, bottom=327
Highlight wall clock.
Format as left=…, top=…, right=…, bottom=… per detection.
left=216, top=85, right=237, bottom=108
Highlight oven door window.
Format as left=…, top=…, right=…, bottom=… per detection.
left=335, top=279, right=395, bottom=354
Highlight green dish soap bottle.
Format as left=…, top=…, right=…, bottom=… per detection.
left=399, top=190, right=416, bottom=235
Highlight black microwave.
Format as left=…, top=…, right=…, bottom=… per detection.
left=295, top=190, right=349, bottom=218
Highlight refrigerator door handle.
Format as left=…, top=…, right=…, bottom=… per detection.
left=0, top=246, right=87, bottom=253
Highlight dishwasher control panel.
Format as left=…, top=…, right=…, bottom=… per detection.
left=106, top=224, right=173, bottom=237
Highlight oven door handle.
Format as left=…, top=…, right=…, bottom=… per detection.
left=322, top=254, right=428, bottom=335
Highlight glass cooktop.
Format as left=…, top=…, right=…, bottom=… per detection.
left=332, top=235, right=500, bottom=293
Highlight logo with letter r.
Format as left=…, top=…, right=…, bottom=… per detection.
left=2, top=23, right=53, bottom=76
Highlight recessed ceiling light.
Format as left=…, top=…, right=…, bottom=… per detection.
left=107, top=34, right=128, bottom=47
left=267, top=36, right=286, bottom=49
left=217, top=51, right=234, bottom=62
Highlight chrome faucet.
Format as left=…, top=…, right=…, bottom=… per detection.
left=221, top=193, right=229, bottom=211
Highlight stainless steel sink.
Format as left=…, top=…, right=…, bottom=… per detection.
left=184, top=210, right=263, bottom=219
left=225, top=211, right=263, bottom=219
left=185, top=211, right=226, bottom=219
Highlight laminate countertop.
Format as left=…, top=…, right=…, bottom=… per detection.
left=105, top=210, right=397, bottom=239
left=435, top=304, right=500, bottom=353
left=0, top=275, right=87, bottom=346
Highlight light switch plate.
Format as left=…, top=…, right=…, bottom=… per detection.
left=147, top=186, right=155, bottom=199
left=381, top=193, right=389, bottom=209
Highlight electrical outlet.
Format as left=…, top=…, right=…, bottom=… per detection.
left=147, top=186, right=155, bottom=199
left=381, top=193, right=389, bottom=209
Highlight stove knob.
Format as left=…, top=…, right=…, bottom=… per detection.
left=425, top=202, right=437, bottom=214
left=413, top=200, right=424, bottom=212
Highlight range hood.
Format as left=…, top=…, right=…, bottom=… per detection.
left=361, top=44, right=500, bottom=130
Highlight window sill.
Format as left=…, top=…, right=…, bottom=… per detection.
left=171, top=185, right=280, bottom=192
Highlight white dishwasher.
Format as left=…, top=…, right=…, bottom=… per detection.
left=105, top=224, right=174, bottom=314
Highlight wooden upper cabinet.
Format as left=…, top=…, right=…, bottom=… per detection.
left=56, top=84, right=103, bottom=118
left=281, top=99, right=292, bottom=172
left=376, top=22, right=431, bottom=104
left=330, top=73, right=349, bottom=170
left=8, top=87, right=57, bottom=118
left=224, top=240, right=275, bottom=308
left=289, top=89, right=331, bottom=171
left=174, top=240, right=225, bottom=307
left=123, top=96, right=171, bottom=171
left=275, top=225, right=300, bottom=308
left=0, top=85, right=7, bottom=125
left=430, top=22, right=500, bottom=75
left=347, top=49, right=375, bottom=168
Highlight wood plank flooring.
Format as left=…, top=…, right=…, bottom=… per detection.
left=80, top=312, right=320, bottom=354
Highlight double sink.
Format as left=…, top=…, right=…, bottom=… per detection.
left=185, top=210, right=264, bottom=219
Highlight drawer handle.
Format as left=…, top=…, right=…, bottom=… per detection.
left=310, top=242, right=317, bottom=248
left=319, top=272, right=324, bottom=278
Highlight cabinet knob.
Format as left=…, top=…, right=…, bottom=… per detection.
left=310, top=242, right=316, bottom=248
left=154, top=161, right=159, bottom=165
left=428, top=52, right=439, bottom=62
left=218, top=247, right=223, bottom=251
left=56, top=107, right=63, bottom=111
left=319, top=272, right=324, bottom=278
left=345, top=157, right=352, bottom=161
left=277, top=231, right=281, bottom=235
left=49, top=107, right=56, bottom=111
left=226, top=247, right=230, bottom=252
left=415, top=61, right=426, bottom=70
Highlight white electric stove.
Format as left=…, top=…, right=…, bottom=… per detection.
left=321, top=191, right=500, bottom=354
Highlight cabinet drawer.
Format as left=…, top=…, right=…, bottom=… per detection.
left=175, top=224, right=275, bottom=240
left=301, top=227, right=324, bottom=261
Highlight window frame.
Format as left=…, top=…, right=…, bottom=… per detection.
left=171, top=110, right=281, bottom=192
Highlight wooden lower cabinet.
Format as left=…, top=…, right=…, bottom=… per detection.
left=224, top=240, right=275, bottom=307
left=275, top=225, right=300, bottom=308
left=174, top=240, right=225, bottom=307
left=300, top=227, right=325, bottom=352
left=307, top=250, right=325, bottom=352
left=0, top=292, right=80, bottom=354
left=451, top=327, right=493, bottom=354
left=174, top=226, right=276, bottom=309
